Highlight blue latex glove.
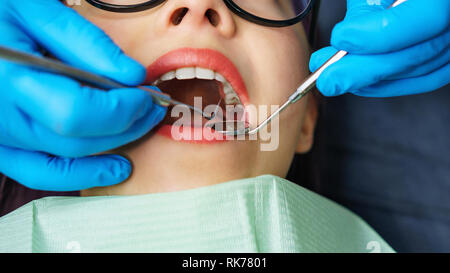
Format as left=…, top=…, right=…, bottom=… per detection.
left=0, top=0, right=167, bottom=191
left=310, top=0, right=450, bottom=97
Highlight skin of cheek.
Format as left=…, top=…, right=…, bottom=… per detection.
left=238, top=24, right=311, bottom=177
left=75, top=7, right=312, bottom=196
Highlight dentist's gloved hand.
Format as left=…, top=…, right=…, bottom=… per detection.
left=0, top=0, right=166, bottom=191
left=310, top=0, right=450, bottom=97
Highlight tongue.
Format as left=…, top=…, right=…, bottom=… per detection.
left=157, top=79, right=223, bottom=126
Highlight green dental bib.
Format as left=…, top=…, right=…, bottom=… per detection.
left=0, top=175, right=394, bottom=253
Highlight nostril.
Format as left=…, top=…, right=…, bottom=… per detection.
left=171, top=8, right=189, bottom=25
left=205, top=9, right=220, bottom=27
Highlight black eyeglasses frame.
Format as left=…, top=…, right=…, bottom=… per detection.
left=84, top=0, right=316, bottom=27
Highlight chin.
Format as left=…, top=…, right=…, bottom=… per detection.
left=108, top=132, right=257, bottom=195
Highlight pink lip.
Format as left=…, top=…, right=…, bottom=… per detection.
left=146, top=48, right=249, bottom=143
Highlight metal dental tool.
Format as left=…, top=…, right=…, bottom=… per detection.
left=209, top=0, right=408, bottom=136
left=0, top=45, right=215, bottom=120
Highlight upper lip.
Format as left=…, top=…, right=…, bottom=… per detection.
left=145, top=48, right=249, bottom=105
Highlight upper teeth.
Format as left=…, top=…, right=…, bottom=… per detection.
left=152, top=67, right=241, bottom=105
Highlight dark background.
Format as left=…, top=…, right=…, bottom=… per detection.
left=287, top=0, right=450, bottom=253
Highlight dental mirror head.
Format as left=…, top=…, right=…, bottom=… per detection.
left=209, top=92, right=299, bottom=136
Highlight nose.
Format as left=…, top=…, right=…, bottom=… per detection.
left=160, top=0, right=236, bottom=38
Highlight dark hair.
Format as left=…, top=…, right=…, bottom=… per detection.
left=285, top=96, right=323, bottom=191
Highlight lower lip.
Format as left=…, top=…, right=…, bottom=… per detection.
left=156, top=125, right=230, bottom=143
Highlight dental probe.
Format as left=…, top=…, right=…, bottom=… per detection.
left=0, top=45, right=215, bottom=120
left=210, top=0, right=409, bottom=136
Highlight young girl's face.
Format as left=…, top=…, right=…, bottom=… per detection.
left=72, top=0, right=317, bottom=195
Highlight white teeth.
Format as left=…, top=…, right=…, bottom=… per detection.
left=153, top=66, right=241, bottom=105
left=224, top=82, right=241, bottom=104
left=214, top=73, right=226, bottom=83
left=225, top=93, right=235, bottom=101
left=195, top=67, right=215, bottom=80
left=223, top=82, right=233, bottom=94
left=161, top=71, right=175, bottom=81
left=225, top=93, right=240, bottom=105
left=176, top=67, right=196, bottom=80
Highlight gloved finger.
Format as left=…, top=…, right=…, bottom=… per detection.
left=1, top=100, right=166, bottom=158
left=309, top=47, right=339, bottom=74
left=5, top=66, right=164, bottom=137
left=386, top=46, right=450, bottom=80
left=332, top=0, right=450, bottom=54
left=313, top=31, right=450, bottom=96
left=6, top=0, right=145, bottom=86
left=353, top=63, right=450, bottom=97
left=0, top=144, right=131, bottom=191
left=0, top=17, right=40, bottom=55
left=343, top=0, right=393, bottom=20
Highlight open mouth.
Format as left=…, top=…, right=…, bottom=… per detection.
left=152, top=68, right=242, bottom=126
left=145, top=48, right=249, bottom=142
